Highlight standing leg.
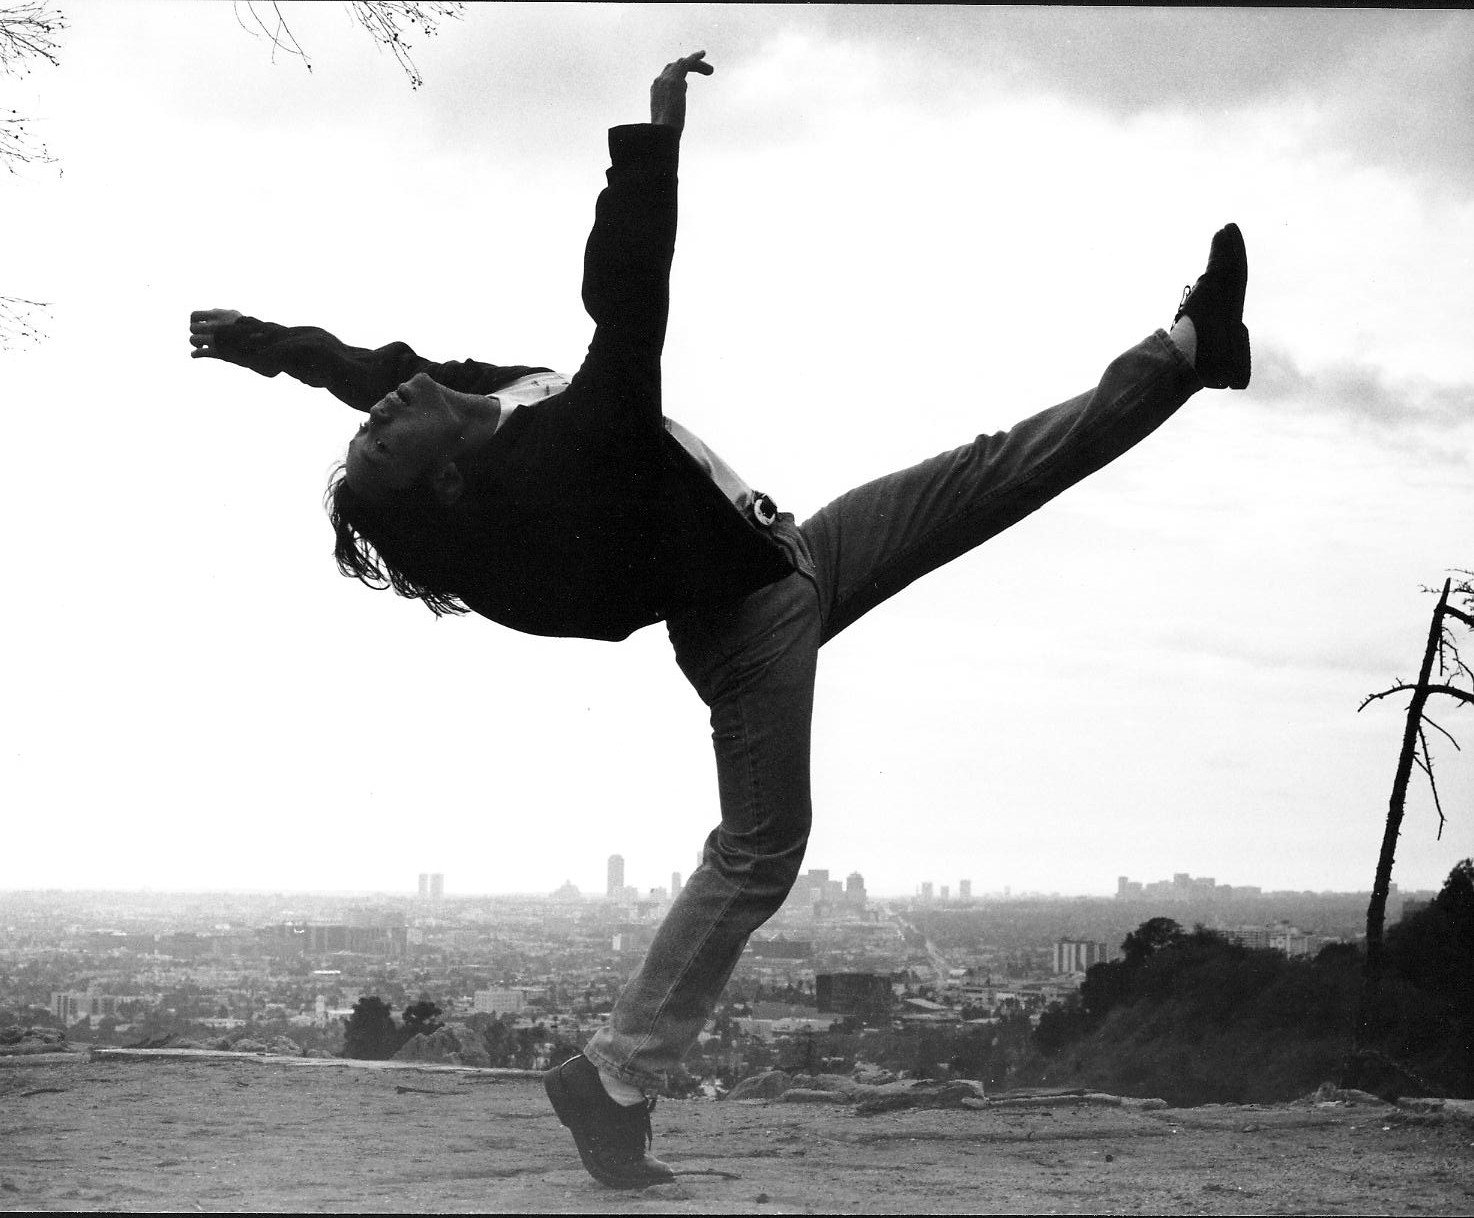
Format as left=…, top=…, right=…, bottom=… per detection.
left=553, top=564, right=821, bottom=1189
left=584, top=566, right=821, bottom=1085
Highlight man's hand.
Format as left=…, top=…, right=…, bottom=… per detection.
left=650, top=50, right=713, bottom=135
left=189, top=308, right=243, bottom=359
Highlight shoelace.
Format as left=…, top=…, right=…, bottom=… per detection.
left=639, top=1096, right=656, bottom=1151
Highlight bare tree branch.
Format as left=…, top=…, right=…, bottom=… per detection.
left=1416, top=726, right=1447, bottom=840
left=0, top=294, right=48, bottom=347
left=1359, top=683, right=1474, bottom=711
left=1, top=109, right=53, bottom=171
left=233, top=0, right=312, bottom=71
left=0, top=3, right=64, bottom=173
left=1, top=4, right=63, bottom=347
left=1421, top=714, right=1463, bottom=752
left=0, top=2, right=62, bottom=75
left=235, top=1, right=464, bottom=89
left=2, top=3, right=465, bottom=348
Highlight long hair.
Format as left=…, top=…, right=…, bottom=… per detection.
left=324, top=463, right=470, bottom=617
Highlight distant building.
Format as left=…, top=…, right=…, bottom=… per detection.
left=1117, top=872, right=1240, bottom=901
left=816, top=973, right=893, bottom=1022
left=1223, top=922, right=1313, bottom=957
left=779, top=868, right=846, bottom=914
left=748, top=936, right=811, bottom=960
left=473, top=988, right=528, bottom=1015
left=671, top=872, right=682, bottom=900
left=899, top=996, right=960, bottom=1023
left=940, top=885, right=950, bottom=902
left=50, top=990, right=145, bottom=1023
left=1053, top=939, right=1111, bottom=975
left=920, top=882, right=934, bottom=902
left=612, top=927, right=655, bottom=954
left=845, top=871, right=867, bottom=912
left=958, top=879, right=972, bottom=900
left=260, top=922, right=407, bottom=959
left=607, top=855, right=625, bottom=899
left=417, top=873, right=444, bottom=899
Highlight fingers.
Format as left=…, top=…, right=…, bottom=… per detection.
left=681, top=49, right=714, bottom=75
left=189, top=308, right=242, bottom=359
left=662, top=50, right=713, bottom=78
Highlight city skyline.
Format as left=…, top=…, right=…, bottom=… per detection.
left=2, top=7, right=1471, bottom=898
left=0, top=860, right=1441, bottom=903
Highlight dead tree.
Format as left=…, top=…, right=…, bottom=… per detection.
left=1348, top=572, right=1474, bottom=1085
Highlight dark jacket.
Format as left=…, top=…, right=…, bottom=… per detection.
left=216, top=124, right=798, bottom=641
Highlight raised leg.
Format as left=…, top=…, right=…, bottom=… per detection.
left=803, top=331, right=1201, bottom=642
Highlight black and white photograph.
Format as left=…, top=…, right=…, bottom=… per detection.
left=2, top=4, right=1472, bottom=1211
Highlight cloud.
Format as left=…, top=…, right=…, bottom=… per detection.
left=1253, top=344, right=1474, bottom=440
left=799, top=8, right=1474, bottom=193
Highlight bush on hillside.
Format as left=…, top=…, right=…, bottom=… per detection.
left=1027, top=861, right=1473, bottom=1105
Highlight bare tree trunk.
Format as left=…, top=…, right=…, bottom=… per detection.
left=1352, top=578, right=1451, bottom=1069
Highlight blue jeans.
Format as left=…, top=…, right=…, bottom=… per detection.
left=583, top=331, right=1201, bottom=1088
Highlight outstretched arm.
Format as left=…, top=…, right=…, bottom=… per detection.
left=188, top=309, right=551, bottom=412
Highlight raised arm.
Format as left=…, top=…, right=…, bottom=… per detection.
left=188, top=309, right=551, bottom=412
left=578, top=52, right=713, bottom=338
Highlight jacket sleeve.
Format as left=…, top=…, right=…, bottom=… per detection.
left=580, top=123, right=680, bottom=341
left=211, top=318, right=553, bottom=412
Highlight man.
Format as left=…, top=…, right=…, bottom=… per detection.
left=191, top=51, right=1250, bottom=1189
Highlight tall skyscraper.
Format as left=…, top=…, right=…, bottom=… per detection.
left=418, top=873, right=429, bottom=898
left=430, top=873, right=444, bottom=900
left=607, top=854, right=625, bottom=899
left=959, top=879, right=972, bottom=900
left=671, top=871, right=682, bottom=900
left=920, top=881, right=934, bottom=902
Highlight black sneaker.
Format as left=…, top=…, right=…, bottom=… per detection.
left=544, top=1054, right=676, bottom=1189
left=1175, top=222, right=1251, bottom=390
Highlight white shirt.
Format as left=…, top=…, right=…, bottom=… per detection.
left=491, top=372, right=764, bottom=517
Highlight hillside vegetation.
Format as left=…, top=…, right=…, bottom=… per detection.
left=1023, top=860, right=1473, bottom=1106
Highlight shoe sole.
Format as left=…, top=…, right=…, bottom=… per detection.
left=1213, top=222, right=1251, bottom=390
left=544, top=1064, right=674, bottom=1190
left=1227, top=321, right=1251, bottom=390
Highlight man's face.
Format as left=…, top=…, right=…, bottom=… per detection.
left=344, top=373, right=460, bottom=499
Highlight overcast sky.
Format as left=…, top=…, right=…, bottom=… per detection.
left=3, top=4, right=1471, bottom=901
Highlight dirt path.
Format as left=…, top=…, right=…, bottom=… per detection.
left=2, top=1052, right=1471, bottom=1213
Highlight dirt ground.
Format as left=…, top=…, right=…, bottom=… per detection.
left=2, top=1050, right=1472, bottom=1214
